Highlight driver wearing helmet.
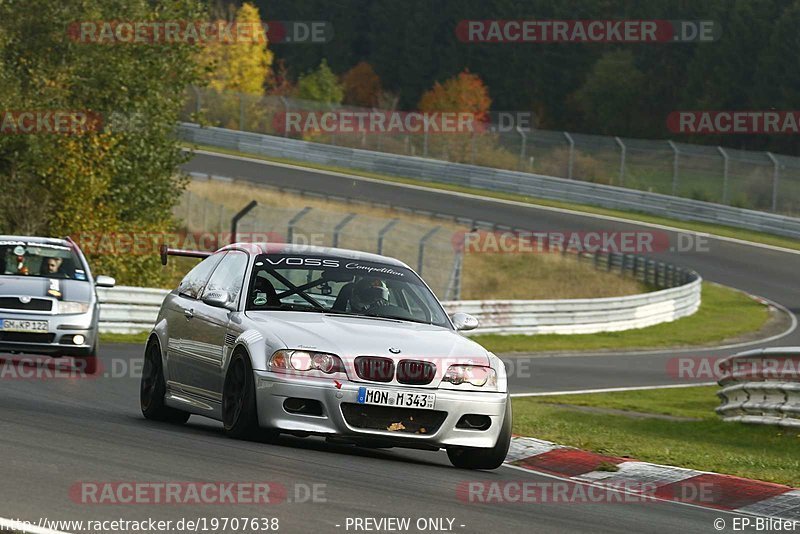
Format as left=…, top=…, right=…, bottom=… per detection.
left=349, top=277, right=390, bottom=313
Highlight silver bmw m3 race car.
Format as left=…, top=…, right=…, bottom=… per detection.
left=141, top=243, right=511, bottom=469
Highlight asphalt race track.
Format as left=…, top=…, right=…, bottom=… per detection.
left=0, top=346, right=741, bottom=533
left=1, top=151, right=797, bottom=532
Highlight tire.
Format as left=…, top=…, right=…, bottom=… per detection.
left=447, top=398, right=512, bottom=470
left=222, top=351, right=263, bottom=440
left=140, top=339, right=190, bottom=424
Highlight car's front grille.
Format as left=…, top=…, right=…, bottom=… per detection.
left=0, top=332, right=55, bottom=343
left=354, top=356, right=395, bottom=382
left=341, top=403, right=447, bottom=435
left=0, top=297, right=52, bottom=311
left=396, top=360, right=436, bottom=385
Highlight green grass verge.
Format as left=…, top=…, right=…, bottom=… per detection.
left=472, top=283, right=770, bottom=353
left=100, top=332, right=149, bottom=345
left=512, top=386, right=800, bottom=486
left=185, top=142, right=800, bottom=252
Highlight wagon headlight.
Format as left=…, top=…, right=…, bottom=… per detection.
left=442, top=365, right=496, bottom=387
left=269, top=349, right=345, bottom=374
left=58, top=301, right=90, bottom=314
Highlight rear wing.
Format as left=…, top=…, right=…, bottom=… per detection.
left=159, top=244, right=212, bottom=266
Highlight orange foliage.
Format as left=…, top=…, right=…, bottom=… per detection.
left=418, top=70, right=491, bottom=122
left=341, top=61, right=383, bottom=107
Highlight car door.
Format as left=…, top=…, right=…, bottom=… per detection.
left=165, top=252, right=224, bottom=387
left=181, top=250, right=249, bottom=400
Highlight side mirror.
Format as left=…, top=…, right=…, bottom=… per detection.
left=451, top=312, right=479, bottom=332
left=203, top=290, right=233, bottom=309
left=95, top=275, right=116, bottom=288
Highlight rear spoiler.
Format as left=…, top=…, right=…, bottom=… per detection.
left=159, top=244, right=212, bottom=266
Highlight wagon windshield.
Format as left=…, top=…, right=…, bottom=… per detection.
left=246, top=254, right=451, bottom=328
left=0, top=240, right=86, bottom=281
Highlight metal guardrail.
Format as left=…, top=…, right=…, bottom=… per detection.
left=179, top=123, right=800, bottom=240
left=98, top=261, right=701, bottom=335
left=716, top=348, right=800, bottom=428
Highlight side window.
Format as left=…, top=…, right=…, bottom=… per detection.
left=177, top=253, right=224, bottom=299
left=202, top=251, right=248, bottom=306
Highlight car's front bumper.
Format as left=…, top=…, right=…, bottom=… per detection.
left=254, top=371, right=508, bottom=449
left=0, top=310, right=96, bottom=356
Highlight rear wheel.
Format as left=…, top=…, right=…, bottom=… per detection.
left=222, top=351, right=266, bottom=440
left=140, top=339, right=190, bottom=424
left=447, top=398, right=512, bottom=470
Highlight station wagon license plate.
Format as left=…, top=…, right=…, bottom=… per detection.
left=0, top=319, right=49, bottom=333
left=357, top=387, right=435, bottom=410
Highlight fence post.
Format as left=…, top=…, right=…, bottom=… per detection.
left=767, top=152, right=780, bottom=212
left=471, top=131, right=477, bottom=165
left=615, top=137, right=626, bottom=186
left=230, top=200, right=258, bottom=243
left=423, top=129, right=429, bottom=157
left=192, top=86, right=202, bottom=116
left=238, top=93, right=245, bottom=131
left=332, top=213, right=357, bottom=248
left=287, top=206, right=313, bottom=244
left=417, top=226, right=441, bottom=274
left=377, top=219, right=399, bottom=255
left=279, top=97, right=289, bottom=137
left=564, top=132, right=575, bottom=180
left=668, top=140, right=680, bottom=196
left=718, top=146, right=730, bottom=204
left=516, top=126, right=527, bottom=171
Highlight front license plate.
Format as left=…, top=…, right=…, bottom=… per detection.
left=0, top=319, right=49, bottom=333
left=357, top=387, right=436, bottom=410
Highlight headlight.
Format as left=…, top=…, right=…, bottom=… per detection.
left=269, top=349, right=345, bottom=374
left=442, top=365, right=497, bottom=387
left=58, top=301, right=90, bottom=314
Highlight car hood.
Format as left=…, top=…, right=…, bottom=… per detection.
left=0, top=276, right=92, bottom=302
left=245, top=310, right=490, bottom=365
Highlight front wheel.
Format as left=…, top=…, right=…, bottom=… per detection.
left=222, top=351, right=267, bottom=440
left=74, top=338, right=99, bottom=375
left=140, top=339, right=190, bottom=424
left=447, top=398, right=512, bottom=470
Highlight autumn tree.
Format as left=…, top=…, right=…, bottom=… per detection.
left=296, top=59, right=344, bottom=104
left=418, top=70, right=491, bottom=122
left=341, top=61, right=382, bottom=107
left=0, top=0, right=205, bottom=285
left=203, top=2, right=274, bottom=95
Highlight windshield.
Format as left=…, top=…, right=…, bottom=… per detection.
left=246, top=254, right=451, bottom=328
left=0, top=240, right=86, bottom=281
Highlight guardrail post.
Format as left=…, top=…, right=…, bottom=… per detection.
left=230, top=200, right=258, bottom=243
left=332, top=213, right=357, bottom=248
left=767, top=152, right=780, bottom=212
left=287, top=206, right=313, bottom=244
left=377, top=219, right=399, bottom=255
left=564, top=132, right=575, bottom=180
left=516, top=126, right=527, bottom=171
left=615, top=137, right=626, bottom=186
left=417, top=226, right=441, bottom=274
left=668, top=140, right=680, bottom=195
left=717, top=146, right=730, bottom=204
